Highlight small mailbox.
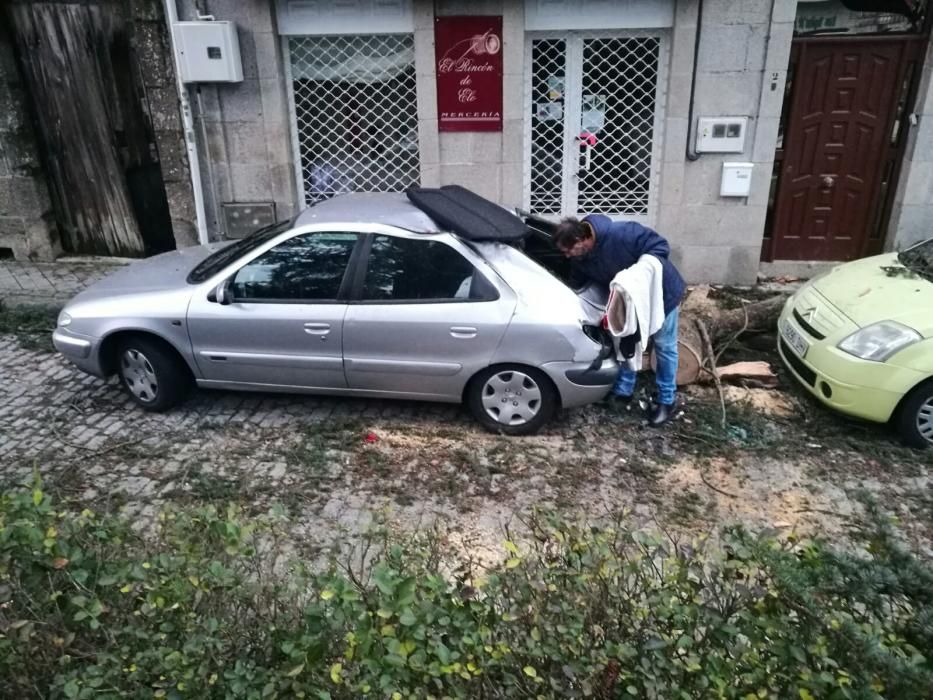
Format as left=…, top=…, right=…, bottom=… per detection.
left=721, top=162, right=754, bottom=197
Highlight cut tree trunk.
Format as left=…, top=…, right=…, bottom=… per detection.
left=651, top=293, right=787, bottom=385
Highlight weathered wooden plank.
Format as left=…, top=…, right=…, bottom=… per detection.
left=9, top=1, right=147, bottom=256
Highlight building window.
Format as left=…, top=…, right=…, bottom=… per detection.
left=287, top=35, right=420, bottom=205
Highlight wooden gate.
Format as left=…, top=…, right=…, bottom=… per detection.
left=7, top=0, right=175, bottom=257
left=766, top=36, right=925, bottom=262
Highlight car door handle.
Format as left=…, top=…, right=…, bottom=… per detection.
left=450, top=326, right=478, bottom=339
left=303, top=322, right=331, bottom=335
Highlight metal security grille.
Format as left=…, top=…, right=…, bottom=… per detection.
left=525, top=34, right=662, bottom=218
left=287, top=35, right=420, bottom=205
left=577, top=37, right=659, bottom=214
left=529, top=39, right=566, bottom=214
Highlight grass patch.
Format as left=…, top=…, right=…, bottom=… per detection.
left=291, top=419, right=365, bottom=476
left=673, top=384, right=933, bottom=480
left=0, top=302, right=60, bottom=352
left=666, top=490, right=706, bottom=526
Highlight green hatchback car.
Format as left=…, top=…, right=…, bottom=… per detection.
left=778, top=239, right=933, bottom=447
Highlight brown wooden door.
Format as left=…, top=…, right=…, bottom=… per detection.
left=771, top=39, right=910, bottom=261
left=7, top=1, right=176, bottom=257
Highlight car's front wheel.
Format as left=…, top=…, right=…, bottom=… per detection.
left=116, top=336, right=190, bottom=412
left=895, top=379, right=933, bottom=448
left=466, top=365, right=558, bottom=436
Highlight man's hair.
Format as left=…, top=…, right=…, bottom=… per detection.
left=553, top=217, right=590, bottom=250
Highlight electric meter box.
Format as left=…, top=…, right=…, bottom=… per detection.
left=721, top=162, right=754, bottom=197
left=172, top=21, right=243, bottom=83
left=696, top=117, right=748, bottom=153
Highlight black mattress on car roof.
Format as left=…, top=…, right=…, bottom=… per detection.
left=405, top=185, right=528, bottom=242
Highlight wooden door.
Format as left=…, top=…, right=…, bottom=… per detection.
left=771, top=38, right=911, bottom=261
left=7, top=1, right=176, bottom=257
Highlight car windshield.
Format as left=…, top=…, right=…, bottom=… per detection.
left=897, top=239, right=933, bottom=284
left=187, top=218, right=295, bottom=284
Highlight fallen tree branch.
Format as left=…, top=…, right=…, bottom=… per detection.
left=700, top=473, right=737, bottom=498
left=714, top=303, right=749, bottom=367
left=696, top=319, right=726, bottom=429
left=793, top=507, right=855, bottom=521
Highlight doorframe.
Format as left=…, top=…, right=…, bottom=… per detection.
left=762, top=32, right=929, bottom=262
left=522, top=28, right=669, bottom=226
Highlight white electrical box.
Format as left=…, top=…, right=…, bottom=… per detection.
left=721, top=162, right=754, bottom=197
left=172, top=21, right=243, bottom=83
left=696, top=117, right=748, bottom=153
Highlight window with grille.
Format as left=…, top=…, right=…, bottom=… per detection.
left=287, top=35, right=420, bottom=206
left=528, top=35, right=662, bottom=217
left=578, top=37, right=659, bottom=214
left=529, top=39, right=566, bottom=214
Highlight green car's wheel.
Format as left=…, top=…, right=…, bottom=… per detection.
left=896, top=379, right=933, bottom=448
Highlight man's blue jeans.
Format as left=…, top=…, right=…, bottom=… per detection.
left=612, top=306, right=680, bottom=405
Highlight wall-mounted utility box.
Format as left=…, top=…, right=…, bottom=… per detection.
left=172, top=21, right=243, bottom=83
left=721, top=162, right=754, bottom=197
left=222, top=202, right=276, bottom=239
left=696, top=117, right=748, bottom=153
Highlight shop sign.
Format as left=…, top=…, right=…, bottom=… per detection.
left=435, top=16, right=503, bottom=132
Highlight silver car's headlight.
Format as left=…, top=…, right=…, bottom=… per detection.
left=838, top=321, right=921, bottom=362
left=57, top=311, right=72, bottom=327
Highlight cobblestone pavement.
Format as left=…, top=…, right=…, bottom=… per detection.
left=0, top=257, right=125, bottom=306
left=0, top=334, right=464, bottom=487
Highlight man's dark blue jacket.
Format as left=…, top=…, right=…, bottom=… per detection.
left=570, top=214, right=686, bottom=316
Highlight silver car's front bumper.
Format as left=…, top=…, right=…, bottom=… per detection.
left=542, top=357, right=618, bottom=408
left=53, top=328, right=106, bottom=377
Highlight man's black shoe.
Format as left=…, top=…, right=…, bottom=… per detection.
left=648, top=402, right=676, bottom=427
left=602, top=392, right=633, bottom=408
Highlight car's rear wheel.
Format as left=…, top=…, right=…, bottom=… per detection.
left=116, top=336, right=190, bottom=412
left=895, top=379, right=933, bottom=448
left=467, top=365, right=557, bottom=436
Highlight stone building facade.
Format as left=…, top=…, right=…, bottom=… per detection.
left=1, top=0, right=931, bottom=283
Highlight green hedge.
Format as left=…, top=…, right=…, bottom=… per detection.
left=1, top=480, right=931, bottom=699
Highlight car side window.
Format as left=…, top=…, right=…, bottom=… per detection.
left=362, top=235, right=497, bottom=302
left=231, top=232, right=358, bottom=302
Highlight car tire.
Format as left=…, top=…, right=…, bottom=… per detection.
left=466, top=365, right=558, bottom=436
left=895, top=379, right=933, bottom=449
left=116, top=336, right=190, bottom=412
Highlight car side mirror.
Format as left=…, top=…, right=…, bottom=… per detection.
left=215, top=279, right=233, bottom=306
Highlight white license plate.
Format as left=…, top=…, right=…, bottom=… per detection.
left=781, top=320, right=809, bottom=359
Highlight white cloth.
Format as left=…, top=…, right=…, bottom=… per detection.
left=606, top=254, right=665, bottom=371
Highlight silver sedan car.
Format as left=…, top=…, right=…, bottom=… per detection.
left=53, top=191, right=616, bottom=434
